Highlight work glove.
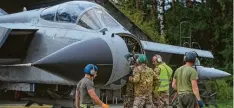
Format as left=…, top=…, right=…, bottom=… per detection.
left=198, top=100, right=204, bottom=108
left=101, top=103, right=109, bottom=108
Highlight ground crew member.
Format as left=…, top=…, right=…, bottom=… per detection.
left=152, top=54, right=173, bottom=108
left=172, top=51, right=204, bottom=108
left=75, top=64, right=109, bottom=108
left=123, top=54, right=140, bottom=108
left=123, top=76, right=135, bottom=108
left=129, top=54, right=159, bottom=108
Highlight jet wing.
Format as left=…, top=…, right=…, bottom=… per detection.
left=0, top=23, right=38, bottom=64
left=140, top=40, right=214, bottom=58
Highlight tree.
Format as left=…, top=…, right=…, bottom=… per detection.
left=136, top=0, right=140, bottom=9
left=157, top=0, right=165, bottom=36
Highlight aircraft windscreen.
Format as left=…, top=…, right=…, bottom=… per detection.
left=56, top=3, right=97, bottom=23
left=96, top=9, right=120, bottom=27
left=78, top=9, right=102, bottom=30
left=78, top=8, right=120, bottom=29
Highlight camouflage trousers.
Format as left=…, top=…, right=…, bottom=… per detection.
left=80, top=104, right=94, bottom=108
left=133, top=95, right=154, bottom=108
left=124, top=95, right=135, bottom=108
left=153, top=91, right=169, bottom=108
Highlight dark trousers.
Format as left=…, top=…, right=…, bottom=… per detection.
left=178, top=93, right=198, bottom=108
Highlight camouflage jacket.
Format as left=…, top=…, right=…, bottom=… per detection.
left=130, top=64, right=159, bottom=97
left=154, top=66, right=161, bottom=86
left=153, top=66, right=161, bottom=95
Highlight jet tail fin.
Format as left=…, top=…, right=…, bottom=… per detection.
left=0, top=8, right=8, bottom=16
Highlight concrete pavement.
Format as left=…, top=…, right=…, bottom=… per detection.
left=0, top=101, right=123, bottom=108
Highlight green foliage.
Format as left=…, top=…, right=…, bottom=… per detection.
left=201, top=79, right=233, bottom=108
left=113, top=0, right=232, bottom=75
left=217, top=99, right=233, bottom=108
left=164, top=1, right=233, bottom=76
left=165, top=1, right=233, bottom=100
left=111, top=0, right=233, bottom=100
left=215, top=79, right=233, bottom=100
left=112, top=1, right=166, bottom=43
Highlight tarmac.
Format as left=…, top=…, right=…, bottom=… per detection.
left=0, top=101, right=176, bottom=108
left=0, top=101, right=123, bottom=108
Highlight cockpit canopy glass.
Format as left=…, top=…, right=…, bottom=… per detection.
left=40, top=1, right=120, bottom=30
left=98, top=9, right=120, bottom=27
left=40, top=5, right=59, bottom=21
left=78, top=8, right=120, bottom=30
left=56, top=4, right=80, bottom=23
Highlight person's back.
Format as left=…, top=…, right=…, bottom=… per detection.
left=174, top=65, right=197, bottom=94
left=130, top=54, right=155, bottom=108
left=133, top=64, right=155, bottom=96
left=152, top=54, right=172, bottom=108
left=172, top=51, right=204, bottom=108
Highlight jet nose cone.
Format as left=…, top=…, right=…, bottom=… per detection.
left=33, top=37, right=113, bottom=85
left=196, top=66, right=231, bottom=80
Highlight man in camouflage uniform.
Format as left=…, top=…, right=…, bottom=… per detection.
left=123, top=70, right=135, bottom=108
left=129, top=54, right=159, bottom=108
left=124, top=54, right=140, bottom=108
left=152, top=55, right=173, bottom=108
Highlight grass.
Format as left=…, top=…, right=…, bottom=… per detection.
left=216, top=99, right=233, bottom=108
left=203, top=99, right=233, bottom=108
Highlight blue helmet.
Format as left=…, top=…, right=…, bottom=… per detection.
left=184, top=51, right=198, bottom=63
left=84, top=64, right=98, bottom=75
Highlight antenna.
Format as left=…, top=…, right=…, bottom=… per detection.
left=23, top=7, right=27, bottom=11
left=0, top=63, right=32, bottom=67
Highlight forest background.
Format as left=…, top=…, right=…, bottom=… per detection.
left=110, top=0, right=233, bottom=107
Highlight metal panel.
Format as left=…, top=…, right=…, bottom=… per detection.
left=0, top=26, right=11, bottom=48
left=0, top=82, right=35, bottom=92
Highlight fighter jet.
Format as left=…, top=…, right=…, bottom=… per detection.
left=0, top=1, right=230, bottom=107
